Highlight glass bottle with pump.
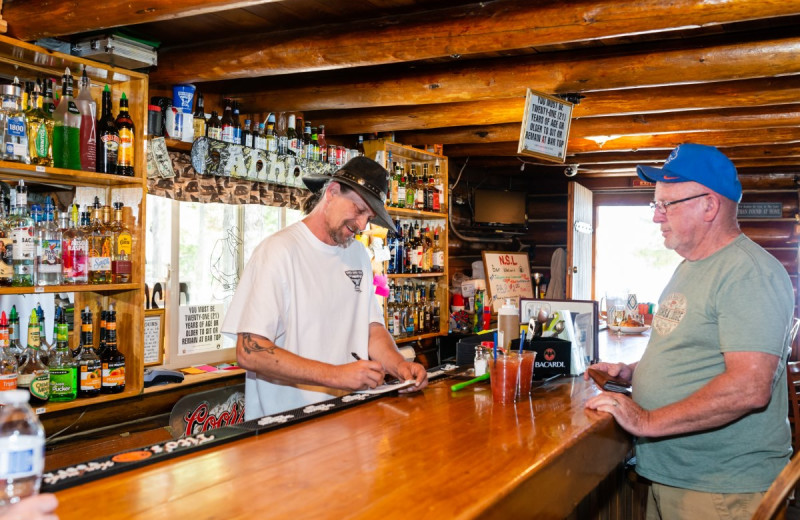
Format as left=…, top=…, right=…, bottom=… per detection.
left=96, top=84, right=119, bottom=175
left=48, top=306, right=76, bottom=402
left=1, top=77, right=30, bottom=164
left=0, top=311, right=17, bottom=391
left=17, top=310, right=48, bottom=405
left=52, top=68, right=81, bottom=170
left=10, top=181, right=34, bottom=287
left=25, top=84, right=52, bottom=167
left=76, top=66, right=96, bottom=172
left=77, top=306, right=101, bottom=398
left=100, top=304, right=125, bottom=394
left=36, top=197, right=62, bottom=286
left=115, top=92, right=135, bottom=176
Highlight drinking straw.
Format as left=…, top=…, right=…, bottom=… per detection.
left=450, top=373, right=490, bottom=392
left=493, top=331, right=498, bottom=360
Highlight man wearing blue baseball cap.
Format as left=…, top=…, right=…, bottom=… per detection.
left=586, top=144, right=794, bottom=519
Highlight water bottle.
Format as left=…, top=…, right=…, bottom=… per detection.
left=0, top=390, right=45, bottom=505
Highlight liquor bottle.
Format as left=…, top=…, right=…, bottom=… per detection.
left=254, top=121, right=266, bottom=151
left=432, top=227, right=444, bottom=273
left=76, top=67, right=96, bottom=172
left=25, top=84, right=52, bottom=167
left=206, top=110, right=222, bottom=140
left=0, top=77, right=29, bottom=164
left=295, top=117, right=305, bottom=160
left=52, top=68, right=81, bottom=170
left=62, top=207, right=88, bottom=285
left=36, top=197, right=62, bottom=286
left=232, top=101, right=242, bottom=145
left=0, top=196, right=12, bottom=287
left=48, top=306, right=76, bottom=402
left=77, top=306, right=101, bottom=398
left=413, top=164, right=425, bottom=210
left=87, top=197, right=111, bottom=284
left=286, top=114, right=299, bottom=157
left=42, top=79, right=55, bottom=117
left=17, top=310, right=48, bottom=405
left=356, top=135, right=364, bottom=156
left=0, top=312, right=17, bottom=391
left=10, top=181, right=34, bottom=287
left=275, top=112, right=288, bottom=155
left=434, top=159, right=444, bottom=212
left=220, top=99, right=234, bottom=144
left=265, top=114, right=277, bottom=153
left=35, top=305, right=50, bottom=367
left=100, top=304, right=125, bottom=394
left=310, top=126, right=320, bottom=162
left=242, top=119, right=253, bottom=148
left=397, top=165, right=406, bottom=209
left=317, top=125, right=328, bottom=164
left=110, top=202, right=132, bottom=283
left=192, top=92, right=206, bottom=139
left=115, top=93, right=135, bottom=176
left=95, top=85, right=119, bottom=175
left=390, top=163, right=399, bottom=207
left=404, top=168, right=415, bottom=210
left=97, top=310, right=107, bottom=359
left=422, top=163, right=432, bottom=211
left=7, top=307, right=23, bottom=367
left=302, top=122, right=313, bottom=161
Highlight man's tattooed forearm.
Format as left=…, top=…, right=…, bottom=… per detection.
left=242, top=333, right=277, bottom=355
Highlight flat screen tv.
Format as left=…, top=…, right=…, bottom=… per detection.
left=472, top=189, right=528, bottom=231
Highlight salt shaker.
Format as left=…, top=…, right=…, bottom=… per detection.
left=474, top=344, right=489, bottom=376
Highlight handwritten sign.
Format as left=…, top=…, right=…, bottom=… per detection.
left=482, top=251, right=533, bottom=312
left=517, top=89, right=573, bottom=163
left=178, top=304, right=224, bottom=356
left=144, top=309, right=165, bottom=366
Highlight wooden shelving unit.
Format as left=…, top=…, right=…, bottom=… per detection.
left=365, top=141, right=449, bottom=344
left=0, top=35, right=148, bottom=414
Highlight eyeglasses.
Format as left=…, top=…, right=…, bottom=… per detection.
left=649, top=193, right=709, bottom=213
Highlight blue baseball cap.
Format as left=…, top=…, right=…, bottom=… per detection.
left=637, top=144, right=742, bottom=203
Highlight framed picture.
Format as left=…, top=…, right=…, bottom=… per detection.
left=144, top=308, right=166, bottom=366
left=520, top=298, right=599, bottom=365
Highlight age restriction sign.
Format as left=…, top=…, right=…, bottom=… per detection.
left=517, top=89, right=573, bottom=163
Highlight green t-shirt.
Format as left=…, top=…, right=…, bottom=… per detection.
left=633, top=234, right=794, bottom=493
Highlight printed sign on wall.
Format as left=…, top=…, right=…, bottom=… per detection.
left=178, top=304, right=224, bottom=355
left=517, top=89, right=573, bottom=163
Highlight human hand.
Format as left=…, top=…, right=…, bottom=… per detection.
left=0, top=493, right=59, bottom=520
left=340, top=359, right=386, bottom=391
left=585, top=391, right=651, bottom=436
left=393, top=361, right=429, bottom=393
left=583, top=362, right=633, bottom=383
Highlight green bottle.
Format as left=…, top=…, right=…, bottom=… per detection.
left=52, top=67, right=82, bottom=170
left=48, top=305, right=77, bottom=402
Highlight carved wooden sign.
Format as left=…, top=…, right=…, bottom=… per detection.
left=517, top=89, right=573, bottom=163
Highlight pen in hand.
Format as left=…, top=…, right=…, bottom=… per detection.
left=351, top=352, right=361, bottom=361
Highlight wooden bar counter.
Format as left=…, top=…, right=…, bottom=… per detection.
left=52, top=374, right=631, bottom=519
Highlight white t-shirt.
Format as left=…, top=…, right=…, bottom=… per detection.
left=221, top=221, right=383, bottom=420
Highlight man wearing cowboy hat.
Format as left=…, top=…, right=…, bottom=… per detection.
left=222, top=156, right=428, bottom=420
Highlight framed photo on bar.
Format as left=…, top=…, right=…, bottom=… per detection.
left=144, top=308, right=166, bottom=366
left=517, top=89, right=573, bottom=163
left=519, top=298, right=599, bottom=365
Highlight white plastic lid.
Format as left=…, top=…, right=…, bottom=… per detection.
left=0, top=390, right=30, bottom=405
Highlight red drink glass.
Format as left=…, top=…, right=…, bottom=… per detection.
left=516, top=351, right=536, bottom=399
left=489, top=354, right=520, bottom=404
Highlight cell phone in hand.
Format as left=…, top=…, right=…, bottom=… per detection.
left=587, top=367, right=632, bottom=395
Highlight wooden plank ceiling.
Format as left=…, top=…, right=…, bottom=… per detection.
left=5, top=0, right=800, bottom=177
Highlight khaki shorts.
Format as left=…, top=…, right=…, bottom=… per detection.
left=646, top=482, right=765, bottom=520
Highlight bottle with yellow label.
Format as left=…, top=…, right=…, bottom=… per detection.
left=115, top=92, right=135, bottom=176
left=110, top=202, right=132, bottom=283
left=17, top=309, right=48, bottom=405
left=77, top=306, right=101, bottom=398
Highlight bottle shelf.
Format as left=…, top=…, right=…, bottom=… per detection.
left=395, top=331, right=444, bottom=344
left=0, top=283, right=142, bottom=295
left=388, top=272, right=446, bottom=279
left=0, top=160, right=143, bottom=187
left=387, top=207, right=447, bottom=219
left=30, top=387, right=142, bottom=415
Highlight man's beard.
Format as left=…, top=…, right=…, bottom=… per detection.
left=327, top=219, right=359, bottom=248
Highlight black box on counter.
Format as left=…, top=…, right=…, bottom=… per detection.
left=455, top=334, right=571, bottom=380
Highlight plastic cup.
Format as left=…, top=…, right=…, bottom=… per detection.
left=172, top=84, right=196, bottom=113
left=489, top=353, right=521, bottom=404
left=516, top=351, right=537, bottom=399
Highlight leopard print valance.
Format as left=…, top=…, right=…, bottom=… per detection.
left=147, top=151, right=314, bottom=210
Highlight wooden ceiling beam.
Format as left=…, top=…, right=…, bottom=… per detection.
left=147, top=0, right=800, bottom=85
left=3, top=1, right=284, bottom=41
left=228, top=35, right=800, bottom=113
left=314, top=76, right=800, bottom=135
left=443, top=127, right=800, bottom=157
left=393, top=106, right=800, bottom=146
